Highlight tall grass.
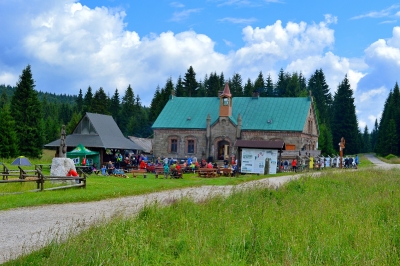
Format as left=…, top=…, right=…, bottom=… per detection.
left=7, top=168, right=400, bottom=265
left=0, top=154, right=375, bottom=211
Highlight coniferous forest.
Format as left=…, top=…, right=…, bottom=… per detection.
left=0, top=64, right=390, bottom=158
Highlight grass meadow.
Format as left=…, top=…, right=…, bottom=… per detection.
left=0, top=153, right=373, bottom=211
left=4, top=165, right=400, bottom=265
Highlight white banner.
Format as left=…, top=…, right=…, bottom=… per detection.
left=241, top=148, right=278, bottom=174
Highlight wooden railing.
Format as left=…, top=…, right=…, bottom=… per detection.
left=0, top=164, right=86, bottom=192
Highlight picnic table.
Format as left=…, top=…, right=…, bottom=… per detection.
left=197, top=168, right=217, bottom=178
left=76, top=166, right=93, bottom=175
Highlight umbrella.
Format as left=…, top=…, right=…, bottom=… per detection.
left=11, top=156, right=32, bottom=166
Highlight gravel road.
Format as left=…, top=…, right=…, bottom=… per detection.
left=0, top=155, right=397, bottom=264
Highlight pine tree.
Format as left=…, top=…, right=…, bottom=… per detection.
left=229, top=73, right=243, bottom=97
left=10, top=65, right=44, bottom=158
left=286, top=72, right=299, bottom=97
left=91, top=87, right=109, bottom=114
left=183, top=66, right=198, bottom=97
left=175, top=75, right=185, bottom=97
left=362, top=126, right=371, bottom=153
left=254, top=71, right=266, bottom=96
left=197, top=79, right=207, bottom=97
left=206, top=72, right=221, bottom=97
left=318, top=124, right=335, bottom=155
left=0, top=91, right=8, bottom=108
left=82, top=86, right=93, bottom=114
left=275, top=68, right=287, bottom=97
left=66, top=112, right=82, bottom=134
left=331, top=75, right=359, bottom=155
left=375, top=91, right=393, bottom=155
left=119, top=85, right=135, bottom=136
left=243, top=78, right=253, bottom=96
left=109, top=89, right=121, bottom=123
left=149, top=85, right=162, bottom=122
left=308, top=69, right=332, bottom=124
left=387, top=119, right=398, bottom=155
left=375, top=83, right=400, bottom=156
left=370, top=119, right=379, bottom=152
left=75, top=89, right=83, bottom=114
left=0, top=105, right=18, bottom=158
left=265, top=74, right=274, bottom=97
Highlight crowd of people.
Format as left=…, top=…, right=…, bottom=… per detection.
left=279, top=154, right=360, bottom=172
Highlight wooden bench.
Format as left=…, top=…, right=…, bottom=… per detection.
left=132, top=169, right=147, bottom=178
left=220, top=168, right=233, bottom=177
left=197, top=168, right=217, bottom=178
left=154, top=167, right=165, bottom=178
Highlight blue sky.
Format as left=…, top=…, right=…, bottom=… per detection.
left=1, top=0, right=400, bottom=132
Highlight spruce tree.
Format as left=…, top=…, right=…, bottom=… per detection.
left=175, top=75, right=185, bottom=97
left=275, top=68, right=287, bottom=97
left=75, top=89, right=83, bottom=114
left=206, top=72, right=221, bottom=97
left=66, top=112, right=81, bottom=134
left=183, top=66, right=198, bottom=97
left=109, top=89, right=121, bottom=123
left=91, top=87, right=109, bottom=114
left=362, top=125, right=371, bottom=153
left=0, top=91, right=8, bottom=108
left=331, top=75, right=359, bottom=155
left=254, top=71, right=266, bottom=96
left=0, top=105, right=19, bottom=158
left=370, top=119, right=379, bottom=152
left=149, top=85, right=162, bottom=122
left=119, top=85, right=135, bottom=136
left=10, top=65, right=44, bottom=158
left=82, top=86, right=93, bottom=114
left=243, top=78, right=253, bottom=96
left=229, top=73, right=243, bottom=97
left=286, top=72, right=300, bottom=97
left=265, top=74, right=274, bottom=97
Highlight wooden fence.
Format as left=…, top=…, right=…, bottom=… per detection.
left=0, top=163, right=86, bottom=192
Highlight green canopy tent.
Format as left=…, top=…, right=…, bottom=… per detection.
left=67, top=144, right=100, bottom=168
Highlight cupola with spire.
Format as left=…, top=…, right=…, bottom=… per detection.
left=219, top=82, right=232, bottom=117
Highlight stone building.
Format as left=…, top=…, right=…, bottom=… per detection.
left=152, top=83, right=319, bottom=161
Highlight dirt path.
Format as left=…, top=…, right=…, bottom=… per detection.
left=0, top=154, right=396, bottom=263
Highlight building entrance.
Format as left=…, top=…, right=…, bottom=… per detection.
left=217, top=140, right=230, bottom=160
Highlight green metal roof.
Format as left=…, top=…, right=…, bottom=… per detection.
left=152, top=96, right=312, bottom=131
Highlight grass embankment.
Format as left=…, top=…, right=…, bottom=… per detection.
left=6, top=167, right=400, bottom=265
left=0, top=154, right=373, bottom=211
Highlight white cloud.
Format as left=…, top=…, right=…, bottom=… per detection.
left=170, top=2, right=185, bottom=8
left=218, top=17, right=257, bottom=24
left=0, top=1, right=391, bottom=132
left=170, top=8, right=202, bottom=22
left=0, top=72, right=17, bottom=86
left=351, top=4, right=400, bottom=19
left=359, top=87, right=386, bottom=102
left=324, top=14, right=338, bottom=24
left=379, top=20, right=397, bottom=24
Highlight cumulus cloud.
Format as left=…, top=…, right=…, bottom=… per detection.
left=0, top=1, right=389, bottom=131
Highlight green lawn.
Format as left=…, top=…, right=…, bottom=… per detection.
left=0, top=153, right=375, bottom=211
left=5, top=167, right=400, bottom=265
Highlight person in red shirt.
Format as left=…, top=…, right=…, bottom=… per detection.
left=292, top=159, right=297, bottom=172
left=67, top=168, right=80, bottom=184
left=140, top=160, right=146, bottom=169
